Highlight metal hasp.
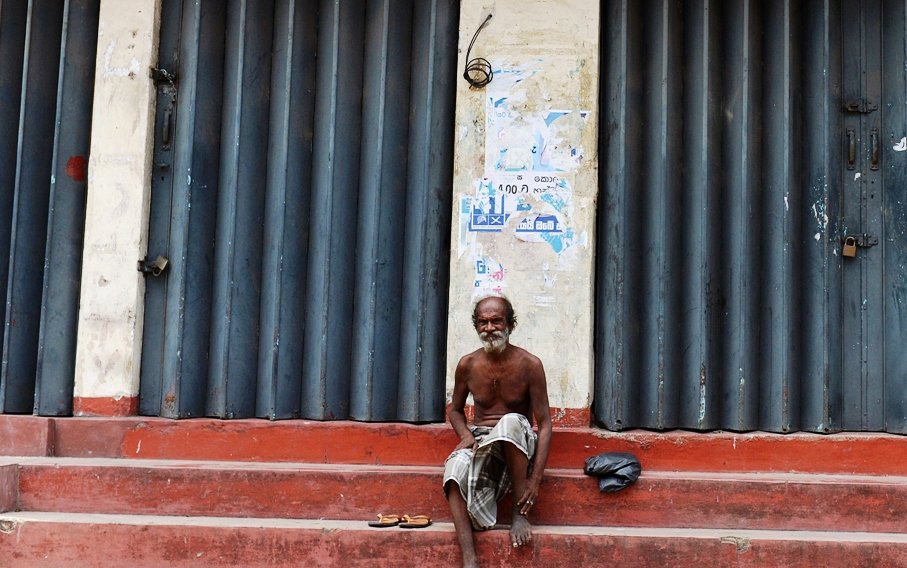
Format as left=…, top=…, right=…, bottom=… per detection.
left=846, top=233, right=879, bottom=248
left=844, top=99, right=877, bottom=113
left=150, top=67, right=177, bottom=150
left=841, top=234, right=879, bottom=258
left=137, top=256, right=169, bottom=277
left=149, top=66, right=176, bottom=86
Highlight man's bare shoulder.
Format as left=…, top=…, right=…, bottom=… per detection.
left=456, top=348, right=486, bottom=369
left=508, top=344, right=544, bottom=367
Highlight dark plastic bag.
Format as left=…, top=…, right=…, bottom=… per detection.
left=583, top=452, right=641, bottom=493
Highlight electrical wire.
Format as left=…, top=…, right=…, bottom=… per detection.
left=463, top=14, right=493, bottom=88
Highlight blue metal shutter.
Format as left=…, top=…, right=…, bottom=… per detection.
left=595, top=0, right=907, bottom=434
left=0, top=0, right=100, bottom=416
left=140, top=0, right=458, bottom=421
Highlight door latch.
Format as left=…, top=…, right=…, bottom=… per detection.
left=844, top=99, right=878, bottom=113
left=137, top=255, right=169, bottom=277
left=149, top=67, right=176, bottom=86
left=841, top=234, right=878, bottom=258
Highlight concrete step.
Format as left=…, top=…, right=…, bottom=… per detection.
left=5, top=457, right=907, bottom=533
left=3, top=415, right=906, bottom=567
left=2, top=511, right=907, bottom=568
left=4, top=414, right=907, bottom=475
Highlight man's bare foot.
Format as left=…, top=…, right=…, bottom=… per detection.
left=510, top=514, right=532, bottom=547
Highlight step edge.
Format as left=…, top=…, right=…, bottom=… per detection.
left=9, top=457, right=907, bottom=484
left=4, top=511, right=907, bottom=543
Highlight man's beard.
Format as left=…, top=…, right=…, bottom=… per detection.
left=479, top=328, right=510, bottom=353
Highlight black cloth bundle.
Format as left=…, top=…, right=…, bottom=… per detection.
left=583, top=452, right=641, bottom=492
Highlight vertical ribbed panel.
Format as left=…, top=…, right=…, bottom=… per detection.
left=679, top=0, right=721, bottom=429
left=1, top=1, right=65, bottom=413
left=141, top=0, right=459, bottom=422
left=856, top=0, right=884, bottom=431
left=881, top=0, right=907, bottom=434
left=139, top=0, right=181, bottom=416
left=759, top=0, right=801, bottom=432
left=0, top=0, right=97, bottom=415
left=597, top=0, right=643, bottom=430
left=840, top=0, right=869, bottom=429
left=35, top=0, right=100, bottom=416
left=300, top=0, right=365, bottom=420
left=349, top=0, right=413, bottom=421
left=140, top=0, right=227, bottom=418
left=638, top=0, right=682, bottom=429
left=799, top=0, right=841, bottom=432
left=0, top=1, right=28, bottom=413
left=256, top=0, right=317, bottom=420
left=207, top=0, right=274, bottom=418
left=721, top=0, right=763, bottom=430
left=396, top=0, right=458, bottom=421
left=596, top=0, right=907, bottom=433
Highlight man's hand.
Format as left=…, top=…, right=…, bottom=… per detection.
left=516, top=476, right=541, bottom=516
left=454, top=432, right=477, bottom=452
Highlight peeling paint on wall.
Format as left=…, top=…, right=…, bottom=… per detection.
left=101, top=40, right=142, bottom=78
left=811, top=199, right=829, bottom=233
left=473, top=254, right=507, bottom=296
left=449, top=0, right=599, bottom=412
left=459, top=60, right=593, bottom=300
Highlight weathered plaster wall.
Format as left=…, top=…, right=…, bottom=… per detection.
left=73, top=0, right=161, bottom=408
left=447, top=1, right=599, bottom=417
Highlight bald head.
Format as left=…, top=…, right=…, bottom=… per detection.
left=472, top=296, right=517, bottom=330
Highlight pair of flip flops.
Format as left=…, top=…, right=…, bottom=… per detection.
left=368, top=513, right=432, bottom=529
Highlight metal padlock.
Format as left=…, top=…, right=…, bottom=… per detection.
left=137, top=255, right=170, bottom=277
left=843, top=236, right=857, bottom=257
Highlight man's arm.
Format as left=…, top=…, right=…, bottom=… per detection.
left=517, top=356, right=551, bottom=515
left=449, top=357, right=476, bottom=451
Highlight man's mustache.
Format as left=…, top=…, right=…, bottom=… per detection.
left=480, top=330, right=506, bottom=340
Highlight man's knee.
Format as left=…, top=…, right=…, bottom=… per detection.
left=444, top=478, right=463, bottom=500
left=501, top=440, right=531, bottom=470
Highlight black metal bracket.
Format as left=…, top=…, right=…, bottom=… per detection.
left=843, top=233, right=879, bottom=248
left=149, top=67, right=176, bottom=87
left=844, top=99, right=877, bottom=113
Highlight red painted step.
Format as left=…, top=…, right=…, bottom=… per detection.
left=3, top=415, right=906, bottom=568
left=9, top=457, right=907, bottom=533
left=0, top=465, right=14, bottom=512
left=4, top=415, right=907, bottom=475
left=3, top=512, right=907, bottom=568
left=0, top=417, right=52, bottom=457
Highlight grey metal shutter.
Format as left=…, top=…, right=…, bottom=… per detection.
left=140, top=0, right=458, bottom=421
left=0, top=0, right=100, bottom=416
left=595, top=0, right=907, bottom=433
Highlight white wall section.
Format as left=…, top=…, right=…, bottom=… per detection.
left=74, top=0, right=161, bottom=402
left=447, top=0, right=600, bottom=412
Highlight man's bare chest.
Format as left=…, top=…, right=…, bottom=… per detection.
left=468, top=365, right=529, bottom=403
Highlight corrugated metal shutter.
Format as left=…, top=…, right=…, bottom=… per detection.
left=140, top=0, right=458, bottom=421
left=595, top=0, right=907, bottom=433
left=0, top=0, right=100, bottom=415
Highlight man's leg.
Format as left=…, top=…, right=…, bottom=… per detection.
left=502, top=442, right=532, bottom=547
left=446, top=480, right=480, bottom=568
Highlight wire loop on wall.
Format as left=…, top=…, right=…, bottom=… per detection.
left=463, top=14, right=492, bottom=88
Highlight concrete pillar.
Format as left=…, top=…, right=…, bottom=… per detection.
left=447, top=0, right=599, bottom=425
left=73, top=0, right=161, bottom=416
